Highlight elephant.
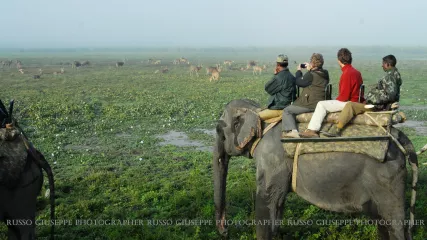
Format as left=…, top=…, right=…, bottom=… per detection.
left=213, top=99, right=418, bottom=240
left=0, top=127, right=55, bottom=240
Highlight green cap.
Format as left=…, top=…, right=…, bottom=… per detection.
left=276, top=54, right=288, bottom=63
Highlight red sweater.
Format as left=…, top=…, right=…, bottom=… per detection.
left=336, top=64, right=364, bottom=102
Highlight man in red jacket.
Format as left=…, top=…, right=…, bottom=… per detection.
left=299, top=48, right=364, bottom=138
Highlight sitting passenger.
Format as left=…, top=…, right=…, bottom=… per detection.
left=258, top=54, right=296, bottom=120
left=299, top=48, right=364, bottom=138
left=327, top=54, right=402, bottom=136
left=282, top=53, right=329, bottom=138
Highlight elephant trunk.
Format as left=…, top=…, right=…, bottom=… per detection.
left=213, top=134, right=229, bottom=237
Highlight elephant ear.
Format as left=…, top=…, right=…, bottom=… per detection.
left=233, top=108, right=262, bottom=151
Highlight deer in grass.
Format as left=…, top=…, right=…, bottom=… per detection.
left=189, top=65, right=203, bottom=77
left=116, top=61, right=124, bottom=67
left=223, top=60, right=234, bottom=66
left=209, top=66, right=222, bottom=82
left=253, top=65, right=266, bottom=75
left=53, top=68, right=65, bottom=75
left=32, top=68, right=43, bottom=79
left=161, top=67, right=169, bottom=73
left=206, top=64, right=220, bottom=75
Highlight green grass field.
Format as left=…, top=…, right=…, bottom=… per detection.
left=1, top=47, right=426, bottom=240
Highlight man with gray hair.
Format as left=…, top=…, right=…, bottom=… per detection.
left=282, top=53, right=330, bottom=138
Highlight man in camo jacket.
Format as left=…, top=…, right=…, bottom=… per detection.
left=365, top=54, right=402, bottom=108
left=326, top=55, right=402, bottom=136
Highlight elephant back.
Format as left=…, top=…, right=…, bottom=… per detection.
left=0, top=128, right=29, bottom=188
left=283, top=123, right=389, bottom=162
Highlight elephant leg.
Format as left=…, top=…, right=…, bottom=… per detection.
left=363, top=200, right=389, bottom=240
left=5, top=162, right=42, bottom=240
left=378, top=198, right=405, bottom=240
left=7, top=222, right=36, bottom=240
left=365, top=181, right=406, bottom=240
left=255, top=159, right=291, bottom=240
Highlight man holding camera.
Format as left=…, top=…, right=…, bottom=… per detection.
left=326, top=54, right=402, bottom=136
left=258, top=55, right=296, bottom=120
left=281, top=53, right=330, bottom=138
left=299, top=48, right=364, bottom=138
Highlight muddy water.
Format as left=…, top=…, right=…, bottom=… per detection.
left=157, top=130, right=213, bottom=152
left=395, top=120, right=427, bottom=135
left=195, top=128, right=216, bottom=136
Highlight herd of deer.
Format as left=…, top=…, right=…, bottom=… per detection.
left=187, top=60, right=267, bottom=81
left=1, top=57, right=268, bottom=82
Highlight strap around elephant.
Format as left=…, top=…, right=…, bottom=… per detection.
left=250, top=121, right=280, bottom=157
left=291, top=143, right=303, bottom=192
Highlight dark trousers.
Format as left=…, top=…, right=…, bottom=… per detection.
left=282, top=105, right=312, bottom=131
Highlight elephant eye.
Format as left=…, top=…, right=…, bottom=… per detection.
left=234, top=118, right=240, bottom=130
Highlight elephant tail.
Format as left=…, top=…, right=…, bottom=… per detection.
left=35, top=150, right=55, bottom=240
left=393, top=128, right=418, bottom=239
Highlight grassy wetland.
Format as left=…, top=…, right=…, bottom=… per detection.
left=0, top=47, right=426, bottom=240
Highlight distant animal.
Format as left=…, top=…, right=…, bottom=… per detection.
left=206, top=64, right=220, bottom=75
left=174, top=57, right=189, bottom=65
left=209, top=66, right=222, bottom=82
left=33, top=75, right=40, bottom=79
left=15, top=60, right=22, bottom=69
left=253, top=65, right=266, bottom=75
left=81, top=60, right=90, bottom=67
left=223, top=60, right=234, bottom=66
left=161, top=67, right=169, bottom=73
left=72, top=61, right=81, bottom=68
left=247, top=60, right=257, bottom=69
left=116, top=62, right=124, bottom=67
left=53, top=68, right=65, bottom=75
left=153, top=60, right=161, bottom=65
left=189, top=65, right=203, bottom=77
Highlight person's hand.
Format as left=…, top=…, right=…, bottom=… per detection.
left=305, top=62, right=312, bottom=71
left=297, top=64, right=301, bottom=71
left=274, top=67, right=279, bottom=74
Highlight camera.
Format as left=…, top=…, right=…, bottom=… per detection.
left=300, top=64, right=307, bottom=69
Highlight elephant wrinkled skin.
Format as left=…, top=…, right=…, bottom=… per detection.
left=213, top=99, right=418, bottom=240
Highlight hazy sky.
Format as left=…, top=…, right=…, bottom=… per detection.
left=0, top=0, right=424, bottom=48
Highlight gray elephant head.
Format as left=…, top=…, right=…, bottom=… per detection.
left=213, top=99, right=261, bottom=235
